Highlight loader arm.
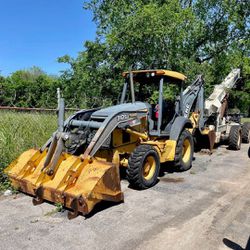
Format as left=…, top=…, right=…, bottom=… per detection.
left=181, top=75, right=205, bottom=131
left=5, top=100, right=149, bottom=218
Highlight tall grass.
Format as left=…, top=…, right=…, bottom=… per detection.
left=0, top=111, right=57, bottom=190
left=242, top=117, right=250, bottom=123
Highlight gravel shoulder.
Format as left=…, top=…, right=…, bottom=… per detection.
left=0, top=144, right=249, bottom=250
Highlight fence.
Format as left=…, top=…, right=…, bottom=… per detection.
left=0, top=106, right=80, bottom=113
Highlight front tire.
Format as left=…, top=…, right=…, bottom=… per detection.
left=174, top=130, right=194, bottom=171
left=228, top=125, right=241, bottom=150
left=127, top=145, right=160, bottom=189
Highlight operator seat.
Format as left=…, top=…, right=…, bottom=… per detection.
left=161, top=99, right=176, bottom=130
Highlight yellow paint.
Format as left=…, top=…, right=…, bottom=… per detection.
left=143, top=139, right=176, bottom=162
left=112, top=150, right=120, bottom=165
left=94, top=150, right=113, bottom=163
left=5, top=149, right=123, bottom=215
left=112, top=128, right=138, bottom=148
left=125, top=128, right=148, bottom=140
left=113, top=143, right=137, bottom=156
left=201, top=128, right=211, bottom=135
left=182, top=138, right=191, bottom=163
left=122, top=69, right=187, bottom=81
left=187, top=112, right=200, bottom=134
left=143, top=156, right=156, bottom=180
left=120, top=158, right=128, bottom=167
left=111, top=127, right=140, bottom=159
left=189, top=112, right=199, bottom=127
left=161, top=140, right=176, bottom=161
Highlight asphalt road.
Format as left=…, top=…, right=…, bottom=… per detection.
left=0, top=144, right=249, bottom=250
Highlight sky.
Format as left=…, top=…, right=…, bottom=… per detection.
left=0, top=0, right=96, bottom=76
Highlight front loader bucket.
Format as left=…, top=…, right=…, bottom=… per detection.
left=4, top=149, right=123, bottom=219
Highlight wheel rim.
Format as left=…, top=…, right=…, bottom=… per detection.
left=143, top=156, right=156, bottom=180
left=182, top=138, right=191, bottom=163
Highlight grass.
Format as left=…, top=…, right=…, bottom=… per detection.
left=242, top=117, right=250, bottom=123
left=0, top=111, right=57, bottom=190
left=44, top=202, right=64, bottom=216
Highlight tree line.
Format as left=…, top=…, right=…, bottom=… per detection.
left=0, top=0, right=249, bottom=115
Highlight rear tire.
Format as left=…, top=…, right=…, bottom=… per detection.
left=242, top=122, right=250, bottom=143
left=228, top=125, right=241, bottom=150
left=127, top=145, right=160, bottom=189
left=174, top=130, right=194, bottom=171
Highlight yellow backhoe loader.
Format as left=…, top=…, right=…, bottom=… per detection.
left=5, top=69, right=249, bottom=219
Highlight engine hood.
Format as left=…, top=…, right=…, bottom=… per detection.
left=91, top=102, right=149, bottom=118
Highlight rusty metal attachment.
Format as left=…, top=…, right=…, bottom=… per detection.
left=208, top=130, right=216, bottom=151
left=5, top=149, right=123, bottom=218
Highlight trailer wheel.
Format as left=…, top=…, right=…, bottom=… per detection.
left=174, top=130, right=194, bottom=171
left=242, top=122, right=250, bottom=143
left=127, top=145, right=160, bottom=189
left=228, top=125, right=241, bottom=150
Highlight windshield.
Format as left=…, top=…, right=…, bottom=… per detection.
left=122, top=76, right=180, bottom=104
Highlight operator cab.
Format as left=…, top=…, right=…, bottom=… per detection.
left=121, top=69, right=187, bottom=137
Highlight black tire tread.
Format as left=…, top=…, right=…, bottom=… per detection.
left=242, top=122, right=250, bottom=143
left=127, top=144, right=159, bottom=189
left=228, top=125, right=241, bottom=150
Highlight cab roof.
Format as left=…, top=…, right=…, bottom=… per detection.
left=122, top=69, right=187, bottom=81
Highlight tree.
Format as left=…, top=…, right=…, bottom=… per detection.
left=0, top=67, right=60, bottom=108
left=57, top=0, right=249, bottom=112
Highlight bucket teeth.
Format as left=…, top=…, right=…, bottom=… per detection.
left=67, top=196, right=86, bottom=219
left=32, top=186, right=44, bottom=205
left=5, top=149, right=124, bottom=217
left=32, top=196, right=44, bottom=206
left=68, top=210, right=79, bottom=220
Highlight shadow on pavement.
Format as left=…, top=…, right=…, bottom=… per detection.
left=223, top=236, right=250, bottom=250
left=84, top=200, right=124, bottom=219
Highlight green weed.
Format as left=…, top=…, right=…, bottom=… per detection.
left=44, top=203, right=64, bottom=216
left=242, top=117, right=250, bottom=123
left=0, top=111, right=57, bottom=190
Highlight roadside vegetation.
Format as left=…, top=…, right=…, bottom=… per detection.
left=0, top=111, right=57, bottom=190
left=242, top=117, right=250, bottom=123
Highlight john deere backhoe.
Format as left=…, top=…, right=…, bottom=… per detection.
left=5, top=70, right=201, bottom=218
left=5, top=69, right=249, bottom=218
